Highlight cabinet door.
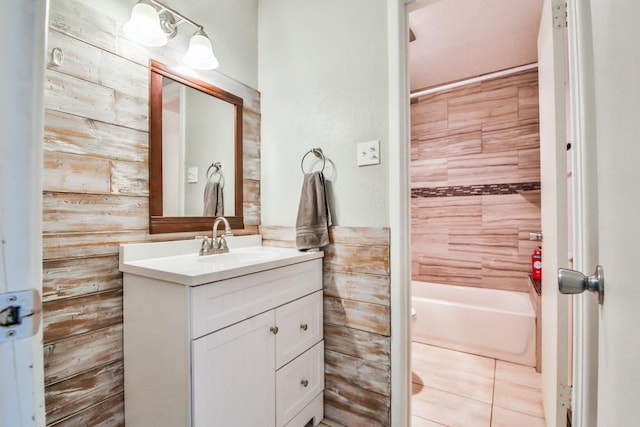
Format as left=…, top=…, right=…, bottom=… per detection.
left=275, top=291, right=323, bottom=369
left=192, top=310, right=275, bottom=427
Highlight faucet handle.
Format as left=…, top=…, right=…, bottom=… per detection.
left=211, top=238, right=221, bottom=250
left=219, top=236, right=229, bottom=250
left=196, top=236, right=212, bottom=255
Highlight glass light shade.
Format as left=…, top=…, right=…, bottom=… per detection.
left=184, top=31, right=219, bottom=70
left=123, top=2, right=167, bottom=47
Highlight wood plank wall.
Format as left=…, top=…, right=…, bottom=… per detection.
left=261, top=226, right=391, bottom=427
left=42, top=1, right=260, bottom=424
left=411, top=69, right=541, bottom=293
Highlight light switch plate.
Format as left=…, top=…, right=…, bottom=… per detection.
left=187, top=166, right=198, bottom=183
left=357, top=140, right=380, bottom=166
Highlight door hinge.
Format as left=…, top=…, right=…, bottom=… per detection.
left=559, top=382, right=572, bottom=409
left=554, top=2, right=568, bottom=28
left=0, top=289, right=40, bottom=343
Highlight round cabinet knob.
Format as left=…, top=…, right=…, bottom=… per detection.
left=300, top=379, right=309, bottom=387
left=270, top=326, right=279, bottom=335
left=300, top=323, right=308, bottom=331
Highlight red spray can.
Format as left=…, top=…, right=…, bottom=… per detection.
left=532, top=246, right=542, bottom=280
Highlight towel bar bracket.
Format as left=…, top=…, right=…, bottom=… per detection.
left=301, top=148, right=326, bottom=174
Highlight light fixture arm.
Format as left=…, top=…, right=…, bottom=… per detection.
left=125, top=0, right=219, bottom=70
left=146, top=0, right=204, bottom=39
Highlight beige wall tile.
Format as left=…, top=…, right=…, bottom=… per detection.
left=447, top=152, right=519, bottom=186
left=411, top=99, right=448, bottom=130
left=414, top=127, right=482, bottom=160
left=518, top=83, right=540, bottom=120
left=412, top=196, right=482, bottom=227
left=482, top=193, right=541, bottom=228
left=482, top=118, right=540, bottom=153
left=411, top=69, right=540, bottom=293
left=411, top=158, right=448, bottom=188
left=518, top=148, right=541, bottom=181
left=448, top=86, right=519, bottom=129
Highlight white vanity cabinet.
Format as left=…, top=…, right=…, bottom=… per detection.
left=122, top=256, right=324, bottom=427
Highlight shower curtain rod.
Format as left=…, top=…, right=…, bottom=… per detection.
left=410, top=62, right=538, bottom=99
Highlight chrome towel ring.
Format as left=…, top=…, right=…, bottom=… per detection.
left=206, top=162, right=224, bottom=186
left=300, top=148, right=326, bottom=174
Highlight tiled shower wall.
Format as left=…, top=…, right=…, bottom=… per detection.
left=411, top=69, right=541, bottom=293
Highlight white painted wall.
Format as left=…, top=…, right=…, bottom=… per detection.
left=162, top=0, right=259, bottom=88
left=258, top=0, right=390, bottom=227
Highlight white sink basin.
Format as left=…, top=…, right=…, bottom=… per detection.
left=119, top=237, right=324, bottom=286
left=197, top=249, right=279, bottom=267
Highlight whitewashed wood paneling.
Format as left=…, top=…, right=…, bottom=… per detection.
left=261, top=225, right=392, bottom=426
left=43, top=1, right=261, bottom=424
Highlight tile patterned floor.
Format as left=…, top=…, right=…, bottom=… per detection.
left=412, top=342, right=545, bottom=427
left=317, top=342, right=543, bottom=426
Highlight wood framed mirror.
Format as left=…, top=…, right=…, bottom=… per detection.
left=149, top=60, right=244, bottom=233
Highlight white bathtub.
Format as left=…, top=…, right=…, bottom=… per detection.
left=412, top=281, right=536, bottom=366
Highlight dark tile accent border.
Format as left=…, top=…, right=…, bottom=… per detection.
left=411, top=181, right=541, bottom=198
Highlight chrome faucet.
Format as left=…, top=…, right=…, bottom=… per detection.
left=196, top=217, right=234, bottom=256
left=211, top=216, right=233, bottom=254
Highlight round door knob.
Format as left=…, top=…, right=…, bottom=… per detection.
left=270, top=326, right=279, bottom=335
left=300, top=323, right=308, bottom=331
left=300, top=379, right=309, bottom=387
left=558, top=265, right=604, bottom=304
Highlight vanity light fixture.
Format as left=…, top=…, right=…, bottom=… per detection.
left=123, top=1, right=167, bottom=47
left=184, top=28, right=219, bottom=70
left=123, top=0, right=219, bottom=70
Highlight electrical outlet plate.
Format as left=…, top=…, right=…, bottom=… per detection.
left=187, top=166, right=198, bottom=183
left=357, top=140, right=380, bottom=166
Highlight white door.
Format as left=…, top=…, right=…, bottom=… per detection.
left=538, top=1, right=570, bottom=425
left=588, top=1, right=640, bottom=424
left=542, top=0, right=640, bottom=425
left=0, top=1, right=47, bottom=426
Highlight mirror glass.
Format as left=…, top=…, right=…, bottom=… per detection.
left=162, top=80, right=236, bottom=216
left=149, top=61, right=244, bottom=233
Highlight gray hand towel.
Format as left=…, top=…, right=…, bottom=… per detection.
left=203, top=181, right=224, bottom=216
left=296, top=171, right=331, bottom=250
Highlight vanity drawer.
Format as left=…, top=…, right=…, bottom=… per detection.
left=276, top=341, right=324, bottom=427
left=190, top=259, right=322, bottom=338
left=275, top=291, right=323, bottom=369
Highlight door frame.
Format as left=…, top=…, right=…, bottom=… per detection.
left=390, top=1, right=596, bottom=426
left=387, top=1, right=411, bottom=425
left=566, top=1, right=599, bottom=426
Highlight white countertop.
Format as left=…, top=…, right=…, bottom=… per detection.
left=119, top=235, right=324, bottom=286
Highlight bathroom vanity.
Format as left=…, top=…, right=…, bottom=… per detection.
left=119, top=236, right=324, bottom=427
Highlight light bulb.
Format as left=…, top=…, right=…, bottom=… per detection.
left=123, top=2, right=167, bottom=47
left=184, top=30, right=219, bottom=70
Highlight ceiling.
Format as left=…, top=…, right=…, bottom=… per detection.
left=409, top=0, right=544, bottom=92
